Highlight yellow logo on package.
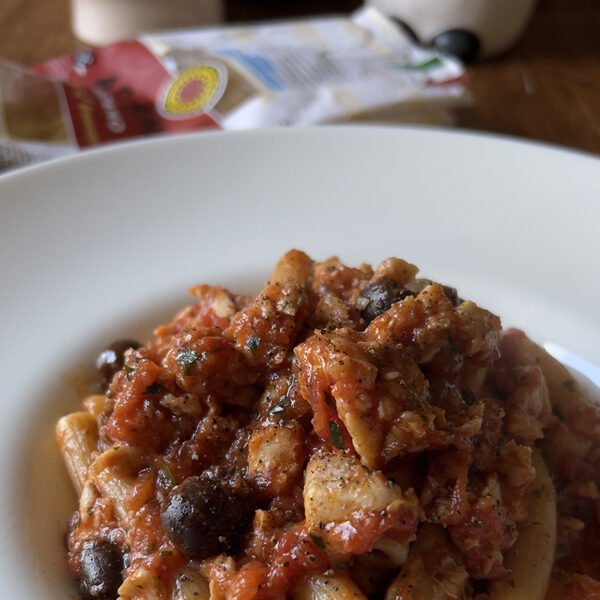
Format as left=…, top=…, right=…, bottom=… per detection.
left=160, top=61, right=228, bottom=119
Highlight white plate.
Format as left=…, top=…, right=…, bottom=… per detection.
left=0, top=126, right=599, bottom=598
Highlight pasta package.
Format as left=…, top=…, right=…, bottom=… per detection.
left=0, top=7, right=466, bottom=172
left=57, top=250, right=600, bottom=600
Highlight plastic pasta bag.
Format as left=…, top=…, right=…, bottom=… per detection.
left=0, top=7, right=466, bottom=172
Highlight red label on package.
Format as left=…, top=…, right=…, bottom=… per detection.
left=35, top=40, right=219, bottom=148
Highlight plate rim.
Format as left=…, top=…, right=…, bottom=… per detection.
left=2, top=124, right=599, bottom=186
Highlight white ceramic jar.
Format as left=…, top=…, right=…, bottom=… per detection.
left=72, top=0, right=224, bottom=45
left=368, top=0, right=539, bottom=59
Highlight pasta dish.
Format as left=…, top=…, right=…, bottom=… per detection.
left=57, top=250, right=600, bottom=600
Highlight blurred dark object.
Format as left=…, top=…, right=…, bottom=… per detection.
left=455, top=0, right=600, bottom=155
left=368, top=0, right=538, bottom=60
left=227, top=0, right=361, bottom=21
left=433, top=30, right=480, bottom=63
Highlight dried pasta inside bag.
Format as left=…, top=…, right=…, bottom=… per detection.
left=2, top=7, right=467, bottom=172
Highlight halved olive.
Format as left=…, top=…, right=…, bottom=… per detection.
left=96, top=339, right=141, bottom=389
left=161, top=470, right=254, bottom=560
left=79, top=541, right=123, bottom=600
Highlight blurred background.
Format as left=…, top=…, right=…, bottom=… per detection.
left=0, top=0, right=599, bottom=154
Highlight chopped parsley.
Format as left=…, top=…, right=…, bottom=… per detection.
left=247, top=336, right=261, bottom=356
left=309, top=534, right=326, bottom=549
left=447, top=334, right=460, bottom=356
left=271, top=397, right=289, bottom=415
left=466, top=518, right=484, bottom=528
left=123, top=365, right=134, bottom=378
left=176, top=349, right=199, bottom=376
left=144, top=382, right=167, bottom=395
left=562, top=379, right=575, bottom=392
left=329, top=421, right=344, bottom=450
left=160, top=463, right=177, bottom=486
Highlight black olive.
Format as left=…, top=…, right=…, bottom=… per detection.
left=161, top=471, right=254, bottom=560
left=357, top=278, right=415, bottom=324
left=79, top=541, right=123, bottom=600
left=406, top=278, right=463, bottom=306
left=96, top=339, right=141, bottom=389
left=441, top=285, right=462, bottom=307
left=432, top=29, right=480, bottom=62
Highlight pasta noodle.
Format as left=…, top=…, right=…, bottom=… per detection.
left=172, top=568, right=211, bottom=600
left=487, top=450, right=556, bottom=600
left=56, top=411, right=98, bottom=494
left=56, top=251, right=600, bottom=600
left=88, top=445, right=140, bottom=525
left=293, top=573, right=367, bottom=600
left=82, top=393, right=109, bottom=419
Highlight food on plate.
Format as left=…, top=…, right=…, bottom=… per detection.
left=56, top=250, right=600, bottom=600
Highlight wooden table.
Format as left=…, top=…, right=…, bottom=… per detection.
left=1, top=0, right=599, bottom=155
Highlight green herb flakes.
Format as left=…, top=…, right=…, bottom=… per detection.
left=160, top=463, right=177, bottom=486
left=466, top=518, right=484, bottom=528
left=144, top=382, right=167, bottom=395
left=247, top=336, right=261, bottom=356
left=447, top=334, right=460, bottom=356
left=271, top=397, right=289, bottom=415
left=562, top=379, right=575, bottom=392
left=176, top=349, right=199, bottom=376
left=309, top=534, right=326, bottom=549
left=329, top=421, right=344, bottom=450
